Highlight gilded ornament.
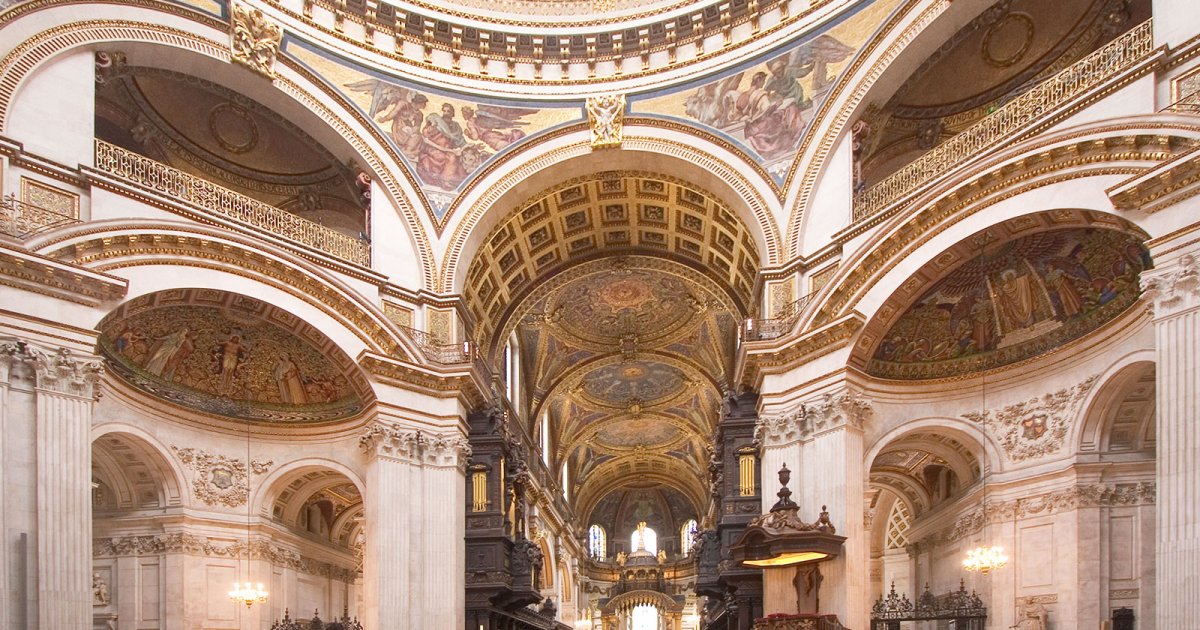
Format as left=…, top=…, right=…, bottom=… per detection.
left=231, top=3, right=283, bottom=78
left=587, top=94, right=625, bottom=149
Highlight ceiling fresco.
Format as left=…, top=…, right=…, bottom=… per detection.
left=628, top=0, right=902, bottom=182
left=866, top=227, right=1149, bottom=380
left=579, top=361, right=688, bottom=409
left=546, top=269, right=709, bottom=350
left=99, top=290, right=370, bottom=423
left=284, top=38, right=584, bottom=220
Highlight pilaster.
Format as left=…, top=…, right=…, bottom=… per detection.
left=1141, top=250, right=1200, bottom=629
left=359, top=419, right=470, bottom=629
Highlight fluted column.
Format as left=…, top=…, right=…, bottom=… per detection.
left=359, top=421, right=469, bottom=629
left=1142, top=251, right=1200, bottom=628
left=753, top=386, right=872, bottom=627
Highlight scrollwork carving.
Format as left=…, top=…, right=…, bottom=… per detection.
left=963, top=375, right=1097, bottom=462
left=755, top=387, right=873, bottom=447
left=172, top=446, right=272, bottom=508
left=1141, top=253, right=1200, bottom=316
left=0, top=340, right=102, bottom=398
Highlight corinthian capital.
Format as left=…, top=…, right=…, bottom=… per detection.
left=0, top=340, right=102, bottom=398
left=754, top=408, right=806, bottom=448
left=808, top=387, right=873, bottom=432
left=359, top=421, right=471, bottom=469
left=1141, top=253, right=1200, bottom=316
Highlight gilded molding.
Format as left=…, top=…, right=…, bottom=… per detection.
left=94, top=533, right=358, bottom=582
left=230, top=2, right=283, bottom=78
left=962, top=375, right=1099, bottom=463
left=357, top=352, right=485, bottom=406
left=1140, top=252, right=1200, bottom=317
left=0, top=243, right=128, bottom=306
left=755, top=386, right=873, bottom=448
left=172, top=445, right=273, bottom=508
left=740, top=313, right=862, bottom=389
left=358, top=421, right=471, bottom=470
left=1108, top=145, right=1200, bottom=214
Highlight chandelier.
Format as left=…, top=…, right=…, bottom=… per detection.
left=229, top=581, right=269, bottom=608
left=962, top=545, right=1008, bottom=575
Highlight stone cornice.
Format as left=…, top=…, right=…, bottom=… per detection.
left=93, top=533, right=358, bottom=582
left=1140, top=252, right=1200, bottom=317
left=358, top=420, right=471, bottom=470
left=0, top=241, right=127, bottom=306
left=755, top=386, right=873, bottom=448
left=738, top=312, right=863, bottom=391
left=907, top=481, right=1156, bottom=556
left=0, top=338, right=103, bottom=398
left=1108, top=144, right=1200, bottom=214
left=357, top=351, right=487, bottom=408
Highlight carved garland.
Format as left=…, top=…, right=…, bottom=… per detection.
left=172, top=446, right=273, bottom=508
left=962, top=375, right=1098, bottom=462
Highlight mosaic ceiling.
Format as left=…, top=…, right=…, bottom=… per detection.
left=859, top=213, right=1149, bottom=380
left=99, top=290, right=371, bottom=424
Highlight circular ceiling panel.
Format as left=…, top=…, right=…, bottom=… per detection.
left=592, top=416, right=685, bottom=452
left=579, top=360, right=687, bottom=408
left=548, top=268, right=706, bottom=349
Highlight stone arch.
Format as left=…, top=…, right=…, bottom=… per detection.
left=866, top=417, right=997, bottom=483
left=0, top=6, right=436, bottom=289
left=440, top=122, right=783, bottom=297
left=33, top=219, right=417, bottom=363
left=253, top=458, right=366, bottom=525
left=90, top=424, right=187, bottom=510
left=1074, top=352, right=1156, bottom=454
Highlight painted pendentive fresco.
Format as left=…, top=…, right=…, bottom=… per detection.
left=629, top=0, right=902, bottom=182
left=99, top=290, right=368, bottom=423
left=284, top=39, right=584, bottom=220
left=867, top=228, right=1149, bottom=380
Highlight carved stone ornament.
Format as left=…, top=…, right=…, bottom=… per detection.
left=94, top=533, right=357, bottom=582
left=963, top=375, right=1097, bottom=462
left=358, top=422, right=472, bottom=469
left=231, top=2, right=283, bottom=78
left=587, top=94, right=625, bottom=149
left=755, top=387, right=873, bottom=447
left=0, top=339, right=103, bottom=399
left=92, top=572, right=111, bottom=606
left=906, top=481, right=1154, bottom=555
left=1140, top=252, right=1200, bottom=317
left=172, top=446, right=273, bottom=508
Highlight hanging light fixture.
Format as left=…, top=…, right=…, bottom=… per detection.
left=229, top=414, right=268, bottom=608
left=962, top=309, right=1007, bottom=576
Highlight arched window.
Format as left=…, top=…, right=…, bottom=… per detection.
left=561, top=464, right=570, bottom=500
left=680, top=519, right=699, bottom=556
left=885, top=500, right=912, bottom=550
left=588, top=524, right=606, bottom=559
left=631, top=523, right=657, bottom=554
left=505, top=334, right=520, bottom=411
left=540, top=410, right=551, bottom=467
left=631, top=604, right=658, bottom=630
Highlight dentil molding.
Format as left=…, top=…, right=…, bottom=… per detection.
left=754, top=386, right=874, bottom=448
left=358, top=421, right=472, bottom=469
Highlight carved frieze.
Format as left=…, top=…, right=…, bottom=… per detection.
left=907, top=482, right=1155, bottom=555
left=1141, top=253, right=1200, bottom=317
left=231, top=3, right=283, bottom=78
left=755, top=387, right=873, bottom=447
left=963, top=375, right=1097, bottom=462
left=172, top=446, right=272, bottom=508
left=94, top=533, right=357, bottom=581
left=359, top=421, right=471, bottom=469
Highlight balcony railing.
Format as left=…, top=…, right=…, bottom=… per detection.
left=0, top=194, right=80, bottom=238
left=853, top=19, right=1155, bottom=222
left=398, top=325, right=471, bottom=365
left=94, top=140, right=370, bottom=266
left=744, top=291, right=818, bottom=341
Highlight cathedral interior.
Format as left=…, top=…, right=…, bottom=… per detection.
left=0, top=0, right=1198, bottom=628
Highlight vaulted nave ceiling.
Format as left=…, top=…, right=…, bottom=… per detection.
left=464, top=171, right=758, bottom=521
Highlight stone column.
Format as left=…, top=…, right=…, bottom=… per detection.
left=1141, top=251, right=1200, bottom=629
left=1, top=342, right=101, bottom=630
left=753, top=386, right=872, bottom=627
left=359, top=421, right=469, bottom=629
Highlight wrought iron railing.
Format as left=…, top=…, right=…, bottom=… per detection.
left=93, top=140, right=370, bottom=266
left=398, top=324, right=471, bottom=365
left=744, top=291, right=818, bottom=341
left=853, top=20, right=1155, bottom=222
left=0, top=194, right=79, bottom=238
